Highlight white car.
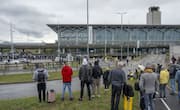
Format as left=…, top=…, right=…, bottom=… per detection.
left=18, top=58, right=29, bottom=63
left=3, top=59, right=20, bottom=64
left=54, top=57, right=60, bottom=62
left=10, top=59, right=20, bottom=64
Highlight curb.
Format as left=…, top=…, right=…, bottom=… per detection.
left=0, top=79, right=61, bottom=85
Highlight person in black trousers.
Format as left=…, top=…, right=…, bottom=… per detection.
left=33, top=63, right=49, bottom=102
left=78, top=58, right=92, bottom=101
left=108, top=62, right=126, bottom=110
left=103, top=67, right=110, bottom=90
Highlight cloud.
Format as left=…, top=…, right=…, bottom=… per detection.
left=0, top=1, right=55, bottom=40
left=0, top=0, right=180, bottom=43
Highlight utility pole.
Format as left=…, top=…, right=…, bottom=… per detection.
left=116, top=12, right=127, bottom=60
left=104, top=26, right=107, bottom=57
left=86, top=0, right=89, bottom=59
left=57, top=25, right=60, bottom=58
left=10, top=23, right=14, bottom=60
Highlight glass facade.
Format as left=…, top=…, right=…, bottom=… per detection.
left=51, top=25, right=180, bottom=46
left=47, top=24, right=180, bottom=56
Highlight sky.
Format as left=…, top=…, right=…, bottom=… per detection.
left=0, top=0, right=180, bottom=43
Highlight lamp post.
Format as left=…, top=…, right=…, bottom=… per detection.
left=57, top=25, right=60, bottom=59
left=10, top=23, right=14, bottom=60
left=57, top=15, right=63, bottom=62
left=86, top=0, right=89, bottom=59
left=104, top=26, right=107, bottom=57
left=116, top=12, right=127, bottom=60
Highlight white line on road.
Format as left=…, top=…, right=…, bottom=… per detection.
left=160, top=98, right=171, bottom=110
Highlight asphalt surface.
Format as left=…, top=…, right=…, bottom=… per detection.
left=161, top=88, right=179, bottom=110
left=0, top=77, right=80, bottom=100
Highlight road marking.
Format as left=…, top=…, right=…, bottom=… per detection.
left=160, top=98, right=171, bottom=110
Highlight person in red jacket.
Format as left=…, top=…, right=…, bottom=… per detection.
left=61, top=61, right=73, bottom=101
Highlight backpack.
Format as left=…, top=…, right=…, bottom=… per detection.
left=103, top=70, right=110, bottom=80
left=37, top=70, right=45, bottom=83
left=123, top=84, right=134, bottom=97
left=169, top=66, right=176, bottom=78
left=93, top=66, right=102, bottom=78
left=134, top=82, right=140, bottom=91
left=82, top=65, right=91, bottom=82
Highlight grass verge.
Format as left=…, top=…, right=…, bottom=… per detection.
left=0, top=71, right=78, bottom=84
left=0, top=80, right=140, bottom=110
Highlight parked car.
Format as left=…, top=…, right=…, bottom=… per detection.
left=18, top=58, right=29, bottom=63
left=3, top=59, right=20, bottom=64
left=10, top=59, right=20, bottom=64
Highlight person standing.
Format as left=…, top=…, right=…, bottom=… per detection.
left=175, top=68, right=180, bottom=104
left=139, top=63, right=158, bottom=110
left=171, top=55, right=176, bottom=64
left=79, top=58, right=92, bottom=101
left=177, top=57, right=180, bottom=65
left=92, top=60, right=103, bottom=98
left=109, top=62, right=126, bottom=110
left=103, top=67, right=110, bottom=90
left=61, top=62, right=73, bottom=101
left=137, top=64, right=145, bottom=110
left=156, top=64, right=162, bottom=74
left=126, top=58, right=129, bottom=65
left=169, top=64, right=177, bottom=95
left=159, top=67, right=169, bottom=99
left=33, top=63, right=49, bottom=102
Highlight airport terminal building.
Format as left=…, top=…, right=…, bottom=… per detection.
left=48, top=24, right=180, bottom=57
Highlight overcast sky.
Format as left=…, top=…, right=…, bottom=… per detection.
left=0, top=0, right=180, bottom=43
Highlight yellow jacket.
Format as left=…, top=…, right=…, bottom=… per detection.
left=160, top=69, right=169, bottom=84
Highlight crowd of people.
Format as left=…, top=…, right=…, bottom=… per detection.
left=135, top=55, right=180, bottom=110
left=32, top=55, right=180, bottom=110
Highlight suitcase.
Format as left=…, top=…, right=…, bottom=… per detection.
left=47, top=89, right=56, bottom=103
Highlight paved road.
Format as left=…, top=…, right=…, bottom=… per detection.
left=154, top=88, right=180, bottom=110
left=0, top=78, right=80, bottom=100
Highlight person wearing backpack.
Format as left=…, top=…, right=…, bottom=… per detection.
left=33, top=63, right=49, bottom=102
left=175, top=67, right=180, bottom=104
left=78, top=58, right=92, bottom=101
left=108, top=61, right=126, bottom=110
left=61, top=61, right=73, bottom=101
left=92, top=60, right=103, bottom=98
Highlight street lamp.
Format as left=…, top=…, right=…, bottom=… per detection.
left=86, top=0, right=89, bottom=59
left=56, top=15, right=63, bottom=62
left=104, top=26, right=107, bottom=57
left=116, top=12, right=127, bottom=60
left=10, top=23, right=15, bottom=60
left=57, top=25, right=60, bottom=58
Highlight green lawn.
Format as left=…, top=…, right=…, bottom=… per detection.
left=0, top=80, right=140, bottom=110
left=0, top=71, right=78, bottom=84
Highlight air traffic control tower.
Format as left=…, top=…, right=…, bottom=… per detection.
left=147, top=6, right=161, bottom=25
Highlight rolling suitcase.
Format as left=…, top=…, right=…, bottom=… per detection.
left=47, top=89, right=56, bottom=103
